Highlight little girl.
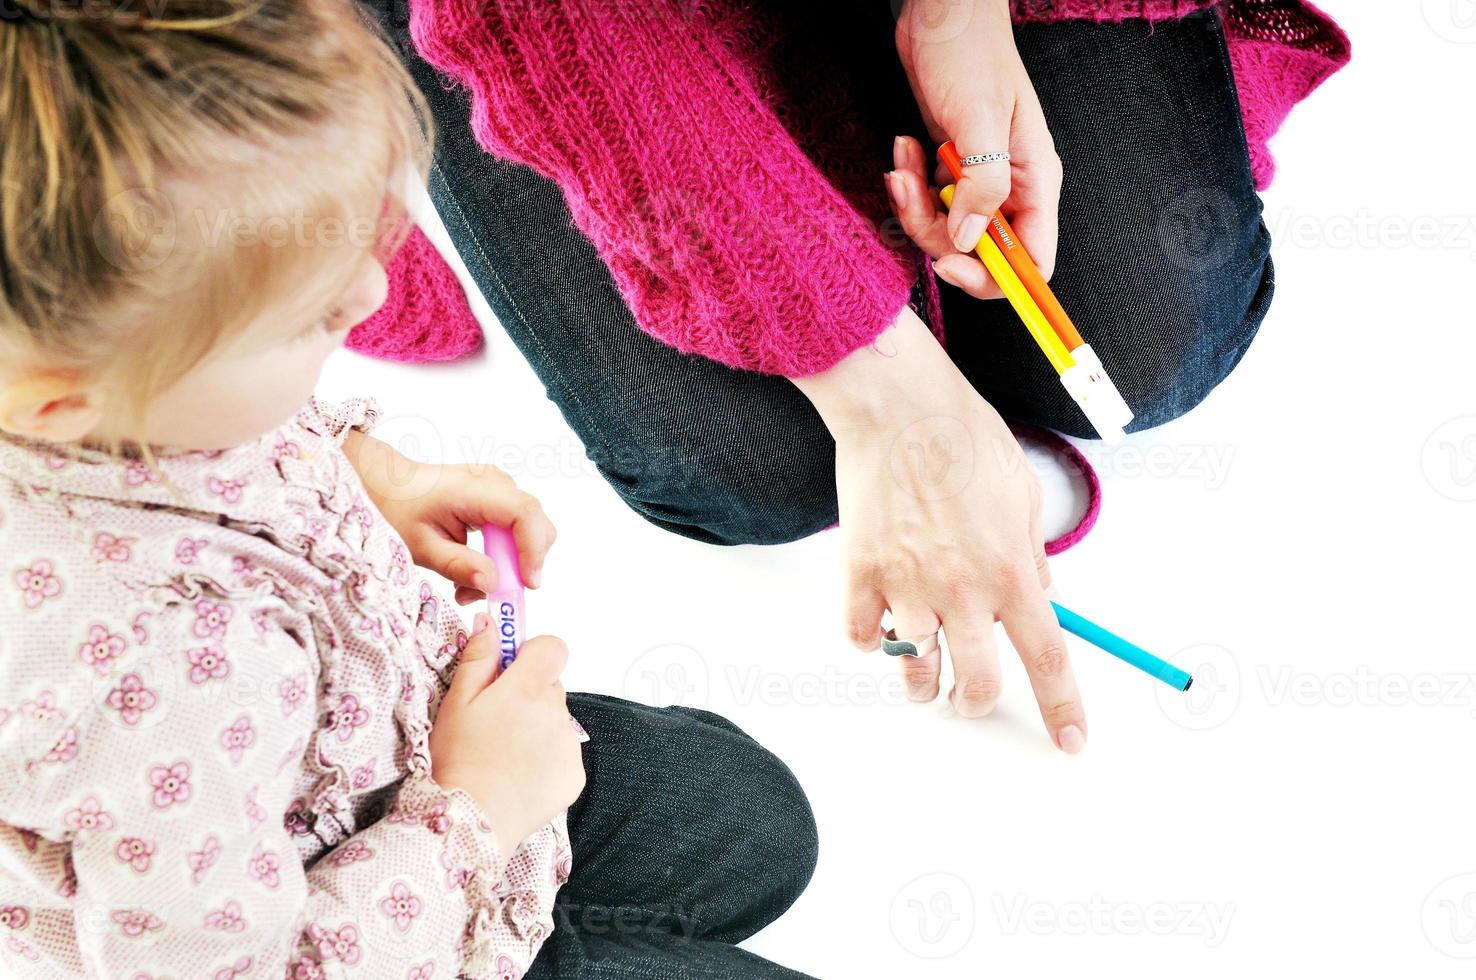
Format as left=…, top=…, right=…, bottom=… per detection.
left=0, top=3, right=817, bottom=978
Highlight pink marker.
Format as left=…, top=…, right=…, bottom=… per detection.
left=481, top=524, right=524, bottom=669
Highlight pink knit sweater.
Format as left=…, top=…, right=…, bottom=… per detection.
left=349, top=0, right=1349, bottom=376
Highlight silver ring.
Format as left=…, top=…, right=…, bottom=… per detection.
left=882, top=628, right=940, bottom=659
left=960, top=151, right=1010, bottom=166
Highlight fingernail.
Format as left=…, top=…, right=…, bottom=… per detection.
left=932, top=261, right=957, bottom=286
left=1058, top=724, right=1087, bottom=754
left=893, top=135, right=906, bottom=169
left=955, top=213, right=989, bottom=253
left=886, top=171, right=909, bottom=210
left=472, top=613, right=490, bottom=636
left=472, top=571, right=493, bottom=594
left=527, top=568, right=542, bottom=588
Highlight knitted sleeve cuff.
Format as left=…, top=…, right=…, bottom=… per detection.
left=410, top=0, right=916, bottom=378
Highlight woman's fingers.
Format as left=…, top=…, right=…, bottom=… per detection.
left=889, top=136, right=1003, bottom=300
left=845, top=581, right=886, bottom=652
left=933, top=254, right=1001, bottom=301
left=1002, top=86, right=1064, bottom=280
left=939, top=610, right=1005, bottom=718
left=945, top=113, right=1014, bottom=252
left=1001, top=590, right=1087, bottom=753
left=890, top=601, right=943, bottom=703
left=887, top=140, right=954, bottom=260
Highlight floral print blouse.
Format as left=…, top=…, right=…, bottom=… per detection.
left=0, top=400, right=572, bottom=979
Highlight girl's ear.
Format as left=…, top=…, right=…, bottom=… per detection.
left=0, top=373, right=107, bottom=444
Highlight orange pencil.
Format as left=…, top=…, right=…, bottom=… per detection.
left=937, top=140, right=1133, bottom=433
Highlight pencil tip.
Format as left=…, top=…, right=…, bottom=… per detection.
left=1182, top=676, right=1194, bottom=692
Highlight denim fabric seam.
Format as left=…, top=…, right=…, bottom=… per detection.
left=1205, top=7, right=1256, bottom=168
left=426, top=159, right=617, bottom=456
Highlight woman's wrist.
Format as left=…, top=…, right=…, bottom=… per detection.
left=791, top=306, right=972, bottom=437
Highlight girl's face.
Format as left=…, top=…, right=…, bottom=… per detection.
left=91, top=255, right=389, bottom=452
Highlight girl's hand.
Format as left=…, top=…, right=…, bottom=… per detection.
left=793, top=308, right=1087, bottom=752
left=430, top=619, right=586, bottom=849
left=344, top=431, right=556, bottom=603
left=892, top=0, right=1062, bottom=298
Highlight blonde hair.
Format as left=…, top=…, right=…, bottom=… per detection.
left=0, top=0, right=430, bottom=427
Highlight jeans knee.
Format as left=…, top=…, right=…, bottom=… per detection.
left=598, top=442, right=837, bottom=546
left=1102, top=241, right=1275, bottom=435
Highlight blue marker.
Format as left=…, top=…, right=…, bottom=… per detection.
left=1051, top=602, right=1193, bottom=692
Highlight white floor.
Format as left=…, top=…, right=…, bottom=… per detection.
left=318, top=4, right=1476, bottom=975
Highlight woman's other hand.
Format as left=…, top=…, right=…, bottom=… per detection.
left=892, top=0, right=1062, bottom=298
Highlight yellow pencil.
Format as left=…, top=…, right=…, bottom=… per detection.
left=940, top=184, right=1074, bottom=376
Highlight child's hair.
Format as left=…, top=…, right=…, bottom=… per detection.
left=0, top=0, right=430, bottom=425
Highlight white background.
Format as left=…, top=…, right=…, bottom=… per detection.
left=319, top=3, right=1476, bottom=975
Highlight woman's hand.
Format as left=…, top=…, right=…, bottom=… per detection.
left=793, top=308, right=1086, bottom=752
left=429, top=619, right=586, bottom=849
left=892, top=0, right=1062, bottom=298
left=343, top=431, right=556, bottom=603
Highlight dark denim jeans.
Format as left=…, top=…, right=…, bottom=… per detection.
left=368, top=4, right=1270, bottom=545
left=545, top=695, right=819, bottom=979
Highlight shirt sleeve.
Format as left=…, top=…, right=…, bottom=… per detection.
left=0, top=599, right=558, bottom=979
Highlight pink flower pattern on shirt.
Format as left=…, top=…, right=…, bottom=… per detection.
left=15, top=559, right=62, bottom=609
left=115, top=836, right=155, bottom=873
left=76, top=624, right=127, bottom=675
left=204, top=900, right=247, bottom=933
left=329, top=693, right=370, bottom=743
left=187, top=835, right=220, bottom=884
left=91, top=532, right=135, bottom=563
left=311, top=923, right=362, bottom=965
left=219, top=716, right=256, bottom=764
left=380, top=881, right=423, bottom=932
left=148, top=761, right=192, bottom=809
left=186, top=645, right=231, bottom=684
left=0, top=400, right=570, bottom=979
left=106, top=674, right=158, bottom=726
left=192, top=600, right=233, bottom=640
left=112, top=909, right=163, bottom=938
left=64, top=797, right=114, bottom=834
